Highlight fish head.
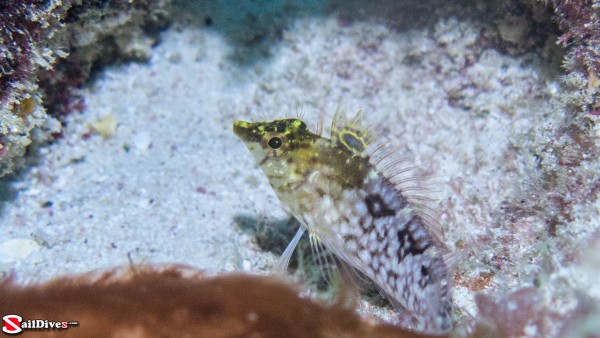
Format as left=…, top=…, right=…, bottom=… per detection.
left=233, top=118, right=321, bottom=192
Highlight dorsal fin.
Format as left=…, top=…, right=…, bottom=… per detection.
left=365, top=139, right=448, bottom=248
left=331, top=110, right=375, bottom=156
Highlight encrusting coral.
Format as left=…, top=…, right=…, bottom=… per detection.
left=0, top=0, right=68, bottom=175
left=0, top=0, right=170, bottom=176
left=546, top=0, right=600, bottom=115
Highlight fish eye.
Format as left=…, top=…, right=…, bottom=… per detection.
left=262, top=132, right=288, bottom=156
left=268, top=136, right=282, bottom=149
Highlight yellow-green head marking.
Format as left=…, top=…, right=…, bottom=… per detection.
left=233, top=117, right=371, bottom=196
left=233, top=118, right=317, bottom=171
left=233, top=113, right=453, bottom=334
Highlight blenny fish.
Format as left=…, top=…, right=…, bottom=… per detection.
left=233, top=112, right=452, bottom=333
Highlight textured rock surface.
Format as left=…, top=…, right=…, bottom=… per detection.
left=0, top=0, right=171, bottom=176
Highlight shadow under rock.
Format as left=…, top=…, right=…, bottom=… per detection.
left=0, top=177, right=18, bottom=217
left=234, top=213, right=335, bottom=291
left=169, top=0, right=562, bottom=76
left=0, top=145, right=44, bottom=217
left=172, top=0, right=326, bottom=65
left=234, top=214, right=301, bottom=257
left=233, top=213, right=387, bottom=303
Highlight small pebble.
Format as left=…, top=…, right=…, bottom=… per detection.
left=0, top=238, right=40, bottom=264
left=91, top=114, right=117, bottom=139
left=133, top=132, right=152, bottom=152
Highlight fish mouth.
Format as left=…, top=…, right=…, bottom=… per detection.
left=233, top=121, right=252, bottom=141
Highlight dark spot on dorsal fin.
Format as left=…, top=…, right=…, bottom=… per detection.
left=365, top=194, right=395, bottom=218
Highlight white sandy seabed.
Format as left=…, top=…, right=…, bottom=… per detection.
left=1, top=14, right=599, bottom=331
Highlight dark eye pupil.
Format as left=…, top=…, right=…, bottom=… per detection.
left=268, top=137, right=282, bottom=149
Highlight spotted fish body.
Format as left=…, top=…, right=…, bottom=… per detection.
left=233, top=113, right=452, bottom=333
